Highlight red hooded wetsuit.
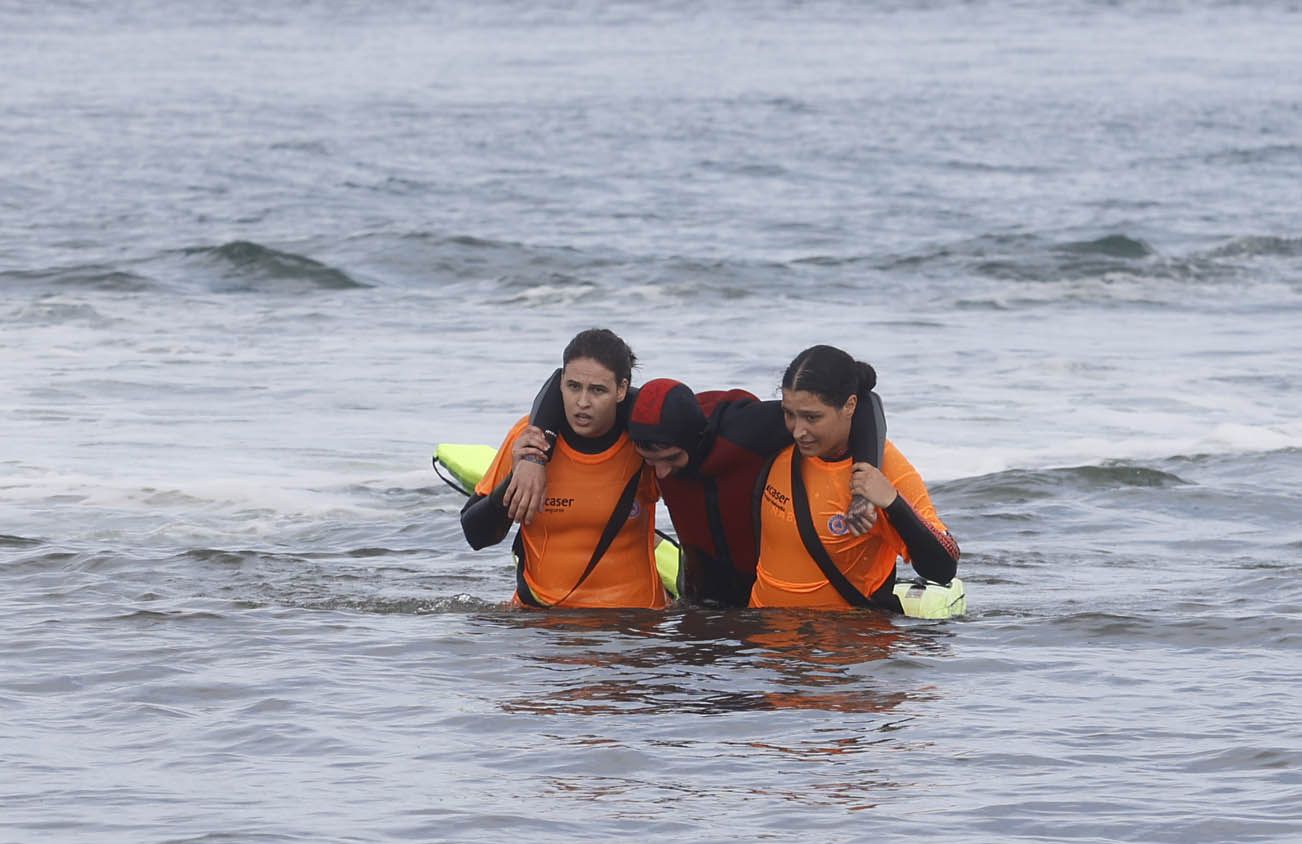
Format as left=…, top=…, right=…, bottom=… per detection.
left=632, top=383, right=792, bottom=606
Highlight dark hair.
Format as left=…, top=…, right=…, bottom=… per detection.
left=563, top=328, right=637, bottom=385
left=781, top=344, right=876, bottom=407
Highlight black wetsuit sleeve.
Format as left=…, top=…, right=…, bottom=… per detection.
left=529, top=368, right=565, bottom=439
left=459, top=477, right=513, bottom=550
left=718, top=399, right=791, bottom=456
left=720, top=395, right=883, bottom=462
left=883, top=496, right=960, bottom=584
left=850, top=391, right=886, bottom=467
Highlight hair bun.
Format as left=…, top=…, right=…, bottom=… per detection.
left=857, top=361, right=877, bottom=392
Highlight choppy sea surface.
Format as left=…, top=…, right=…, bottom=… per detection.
left=3, top=2, right=1302, bottom=841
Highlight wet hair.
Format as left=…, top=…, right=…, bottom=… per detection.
left=562, top=328, right=637, bottom=386
left=781, top=344, right=877, bottom=407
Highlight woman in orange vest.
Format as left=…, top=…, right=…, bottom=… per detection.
left=459, top=328, right=664, bottom=609
left=751, top=345, right=960, bottom=611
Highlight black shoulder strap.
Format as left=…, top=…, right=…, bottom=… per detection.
left=789, top=450, right=873, bottom=608
left=752, top=451, right=782, bottom=561
left=516, top=467, right=643, bottom=608
left=513, top=531, right=545, bottom=607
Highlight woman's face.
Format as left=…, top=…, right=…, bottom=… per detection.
left=562, top=357, right=628, bottom=438
left=781, top=389, right=857, bottom=459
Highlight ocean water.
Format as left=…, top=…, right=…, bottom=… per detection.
left=3, top=1, right=1302, bottom=841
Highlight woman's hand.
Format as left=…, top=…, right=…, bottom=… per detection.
left=847, top=462, right=898, bottom=536
left=851, top=462, right=898, bottom=507
left=846, top=495, right=876, bottom=535
left=504, top=426, right=551, bottom=524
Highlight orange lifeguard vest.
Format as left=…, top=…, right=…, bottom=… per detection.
left=478, top=417, right=665, bottom=609
left=750, top=441, right=947, bottom=609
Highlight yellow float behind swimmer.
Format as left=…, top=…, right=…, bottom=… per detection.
left=433, top=442, right=965, bottom=619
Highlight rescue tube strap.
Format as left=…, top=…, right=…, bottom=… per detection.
left=790, top=450, right=900, bottom=612
left=752, top=451, right=780, bottom=566
left=514, top=467, right=644, bottom=608
left=513, top=532, right=543, bottom=607
left=431, top=454, right=472, bottom=497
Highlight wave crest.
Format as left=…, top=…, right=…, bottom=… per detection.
left=0, top=265, right=158, bottom=292
left=1054, top=234, right=1153, bottom=260
left=182, top=241, right=368, bottom=292
left=1207, top=236, right=1302, bottom=259
left=938, top=461, right=1191, bottom=501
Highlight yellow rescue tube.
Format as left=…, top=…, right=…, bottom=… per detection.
left=893, top=577, right=966, bottom=619
left=434, top=443, right=497, bottom=492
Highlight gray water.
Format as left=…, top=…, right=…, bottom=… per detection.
left=3, top=2, right=1302, bottom=841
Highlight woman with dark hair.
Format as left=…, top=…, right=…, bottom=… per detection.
left=460, top=328, right=665, bottom=609
left=750, top=345, right=959, bottom=611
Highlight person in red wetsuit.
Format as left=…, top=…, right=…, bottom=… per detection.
left=628, top=379, right=793, bottom=606
left=507, top=372, right=884, bottom=607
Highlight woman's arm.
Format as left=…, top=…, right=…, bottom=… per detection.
left=852, top=448, right=960, bottom=584
left=464, top=418, right=533, bottom=545
left=882, top=496, right=960, bottom=583
left=460, top=475, right=514, bottom=549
